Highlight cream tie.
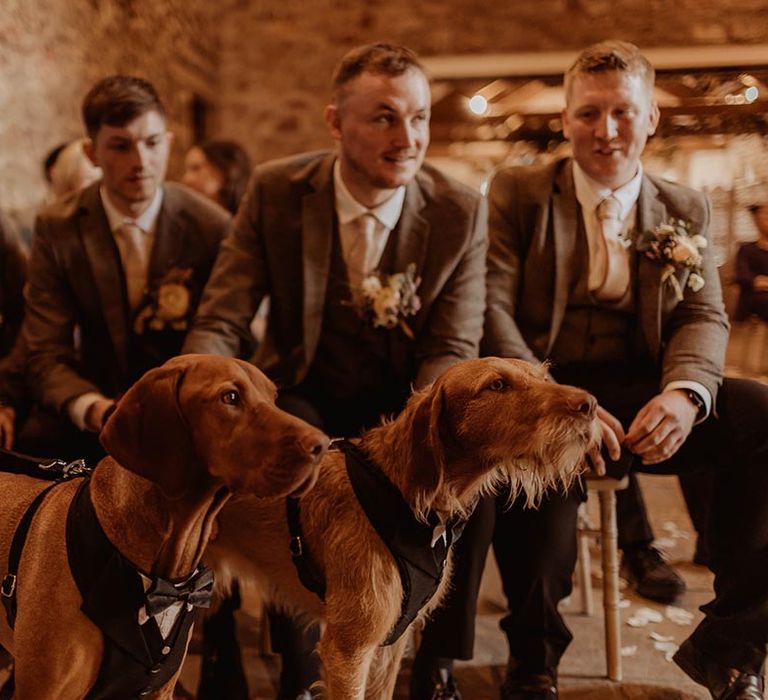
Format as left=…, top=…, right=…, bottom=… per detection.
left=346, top=213, right=378, bottom=292
left=116, top=222, right=148, bottom=311
left=595, top=196, right=630, bottom=301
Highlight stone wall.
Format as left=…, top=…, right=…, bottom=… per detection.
left=215, top=0, right=768, bottom=164
left=1, top=0, right=767, bottom=215
left=0, top=0, right=221, bottom=217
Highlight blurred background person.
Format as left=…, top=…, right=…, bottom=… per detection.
left=734, top=201, right=768, bottom=322
left=47, top=138, right=103, bottom=203
left=182, top=139, right=252, bottom=215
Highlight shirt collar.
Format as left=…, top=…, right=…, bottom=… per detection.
left=100, top=185, right=164, bottom=234
left=333, top=159, right=405, bottom=231
left=572, top=161, right=643, bottom=219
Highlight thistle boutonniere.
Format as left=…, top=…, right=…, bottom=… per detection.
left=355, top=263, right=422, bottom=339
left=133, top=267, right=194, bottom=334
left=624, top=218, right=707, bottom=301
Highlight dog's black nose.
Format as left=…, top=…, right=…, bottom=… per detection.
left=571, top=393, right=597, bottom=418
left=302, top=434, right=330, bottom=461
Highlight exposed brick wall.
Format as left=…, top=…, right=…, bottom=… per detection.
left=215, top=0, right=768, bottom=165
left=1, top=0, right=767, bottom=215
left=0, top=0, right=220, bottom=217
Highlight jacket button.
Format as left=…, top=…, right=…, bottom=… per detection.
left=161, top=645, right=171, bottom=655
left=149, top=663, right=163, bottom=674
left=139, top=688, right=152, bottom=696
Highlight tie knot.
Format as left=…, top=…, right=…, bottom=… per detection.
left=597, top=196, right=622, bottom=222
left=356, top=213, right=377, bottom=235
left=118, top=221, right=144, bottom=243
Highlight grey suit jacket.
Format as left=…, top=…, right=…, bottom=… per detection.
left=24, top=181, right=231, bottom=413
left=483, top=158, right=729, bottom=403
left=183, top=151, right=487, bottom=390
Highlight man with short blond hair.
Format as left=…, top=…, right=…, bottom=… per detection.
left=417, top=40, right=768, bottom=700
left=184, top=42, right=487, bottom=698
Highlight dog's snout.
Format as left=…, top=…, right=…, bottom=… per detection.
left=302, top=433, right=330, bottom=462
left=573, top=393, right=597, bottom=418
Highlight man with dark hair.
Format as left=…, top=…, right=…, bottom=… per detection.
left=183, top=41, right=487, bottom=700
left=417, top=40, right=768, bottom=700
left=19, top=74, right=231, bottom=463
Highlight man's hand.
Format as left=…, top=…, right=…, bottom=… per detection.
left=586, top=405, right=625, bottom=476
left=84, top=398, right=115, bottom=433
left=753, top=274, right=768, bottom=291
left=625, top=390, right=698, bottom=465
left=0, top=405, right=16, bottom=449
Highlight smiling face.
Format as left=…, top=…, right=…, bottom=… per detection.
left=325, top=67, right=431, bottom=207
left=84, top=109, right=172, bottom=217
left=562, top=70, right=659, bottom=189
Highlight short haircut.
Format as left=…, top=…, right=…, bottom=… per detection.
left=43, top=142, right=68, bottom=182
left=331, top=43, right=427, bottom=101
left=564, top=40, right=655, bottom=101
left=82, top=75, right=165, bottom=138
left=197, top=139, right=253, bottom=215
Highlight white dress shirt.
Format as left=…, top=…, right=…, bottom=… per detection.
left=333, top=159, right=405, bottom=281
left=572, top=163, right=711, bottom=420
left=68, top=187, right=164, bottom=430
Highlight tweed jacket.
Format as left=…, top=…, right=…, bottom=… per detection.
left=24, top=182, right=231, bottom=413
left=183, top=151, right=488, bottom=390
left=483, top=158, right=729, bottom=403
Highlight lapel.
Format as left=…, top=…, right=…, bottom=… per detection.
left=78, top=186, right=130, bottom=375
left=636, top=175, right=667, bottom=360
left=391, top=177, right=430, bottom=278
left=147, top=188, right=186, bottom=284
left=547, top=161, right=579, bottom=356
left=301, top=156, right=336, bottom=366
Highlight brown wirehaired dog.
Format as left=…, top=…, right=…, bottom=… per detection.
left=0, top=355, right=328, bottom=699
left=209, top=357, right=599, bottom=698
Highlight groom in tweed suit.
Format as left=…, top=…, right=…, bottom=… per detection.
left=184, top=43, right=487, bottom=699
left=416, top=41, right=768, bottom=700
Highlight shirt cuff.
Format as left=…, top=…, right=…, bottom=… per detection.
left=68, top=392, right=108, bottom=431
left=664, top=381, right=712, bottom=423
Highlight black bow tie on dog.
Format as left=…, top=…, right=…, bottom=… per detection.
left=145, top=566, right=214, bottom=616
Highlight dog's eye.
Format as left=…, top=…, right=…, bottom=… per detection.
left=221, top=390, right=241, bottom=406
left=488, top=379, right=506, bottom=392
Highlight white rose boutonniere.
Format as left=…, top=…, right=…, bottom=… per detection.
left=354, top=263, right=421, bottom=339
left=624, top=219, right=707, bottom=301
left=133, top=267, right=194, bottom=334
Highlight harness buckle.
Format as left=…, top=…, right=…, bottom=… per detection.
left=1, top=574, right=16, bottom=598
left=289, top=536, right=303, bottom=557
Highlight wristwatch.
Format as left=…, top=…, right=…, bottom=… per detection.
left=681, top=389, right=705, bottom=418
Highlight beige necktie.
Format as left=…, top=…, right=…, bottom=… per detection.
left=595, top=196, right=630, bottom=301
left=346, top=213, right=378, bottom=292
left=116, top=222, right=148, bottom=310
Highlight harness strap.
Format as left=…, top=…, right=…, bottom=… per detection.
left=1, top=482, right=59, bottom=629
left=286, top=497, right=326, bottom=600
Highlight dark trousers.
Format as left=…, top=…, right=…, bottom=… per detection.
left=420, top=377, right=768, bottom=676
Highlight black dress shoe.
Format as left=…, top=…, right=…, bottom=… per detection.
left=674, top=638, right=765, bottom=699
left=500, top=672, right=558, bottom=700
left=620, top=543, right=686, bottom=604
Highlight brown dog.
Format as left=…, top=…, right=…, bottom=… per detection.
left=0, top=354, right=328, bottom=699
left=208, top=357, right=599, bottom=699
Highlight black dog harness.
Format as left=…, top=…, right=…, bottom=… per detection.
left=287, top=439, right=469, bottom=645
left=1, top=451, right=213, bottom=699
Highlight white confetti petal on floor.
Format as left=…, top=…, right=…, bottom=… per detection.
left=626, top=606, right=664, bottom=627
left=666, top=605, right=695, bottom=625
left=650, top=631, right=675, bottom=642
left=621, top=645, right=638, bottom=657
left=654, top=640, right=679, bottom=662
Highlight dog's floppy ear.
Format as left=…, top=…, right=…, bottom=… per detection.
left=405, top=381, right=448, bottom=515
left=100, top=364, right=200, bottom=499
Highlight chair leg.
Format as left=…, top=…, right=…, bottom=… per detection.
left=599, top=489, right=622, bottom=682
left=576, top=503, right=594, bottom=616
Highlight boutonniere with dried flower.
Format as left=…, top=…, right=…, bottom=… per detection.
left=355, top=263, right=422, bottom=339
left=133, top=267, right=194, bottom=334
left=624, top=218, right=707, bottom=301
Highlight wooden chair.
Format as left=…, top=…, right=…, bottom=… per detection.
left=575, top=473, right=629, bottom=682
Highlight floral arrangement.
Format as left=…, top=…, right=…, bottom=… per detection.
left=357, top=263, right=421, bottom=339
left=625, top=219, right=707, bottom=301
left=133, top=267, right=193, bottom=334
